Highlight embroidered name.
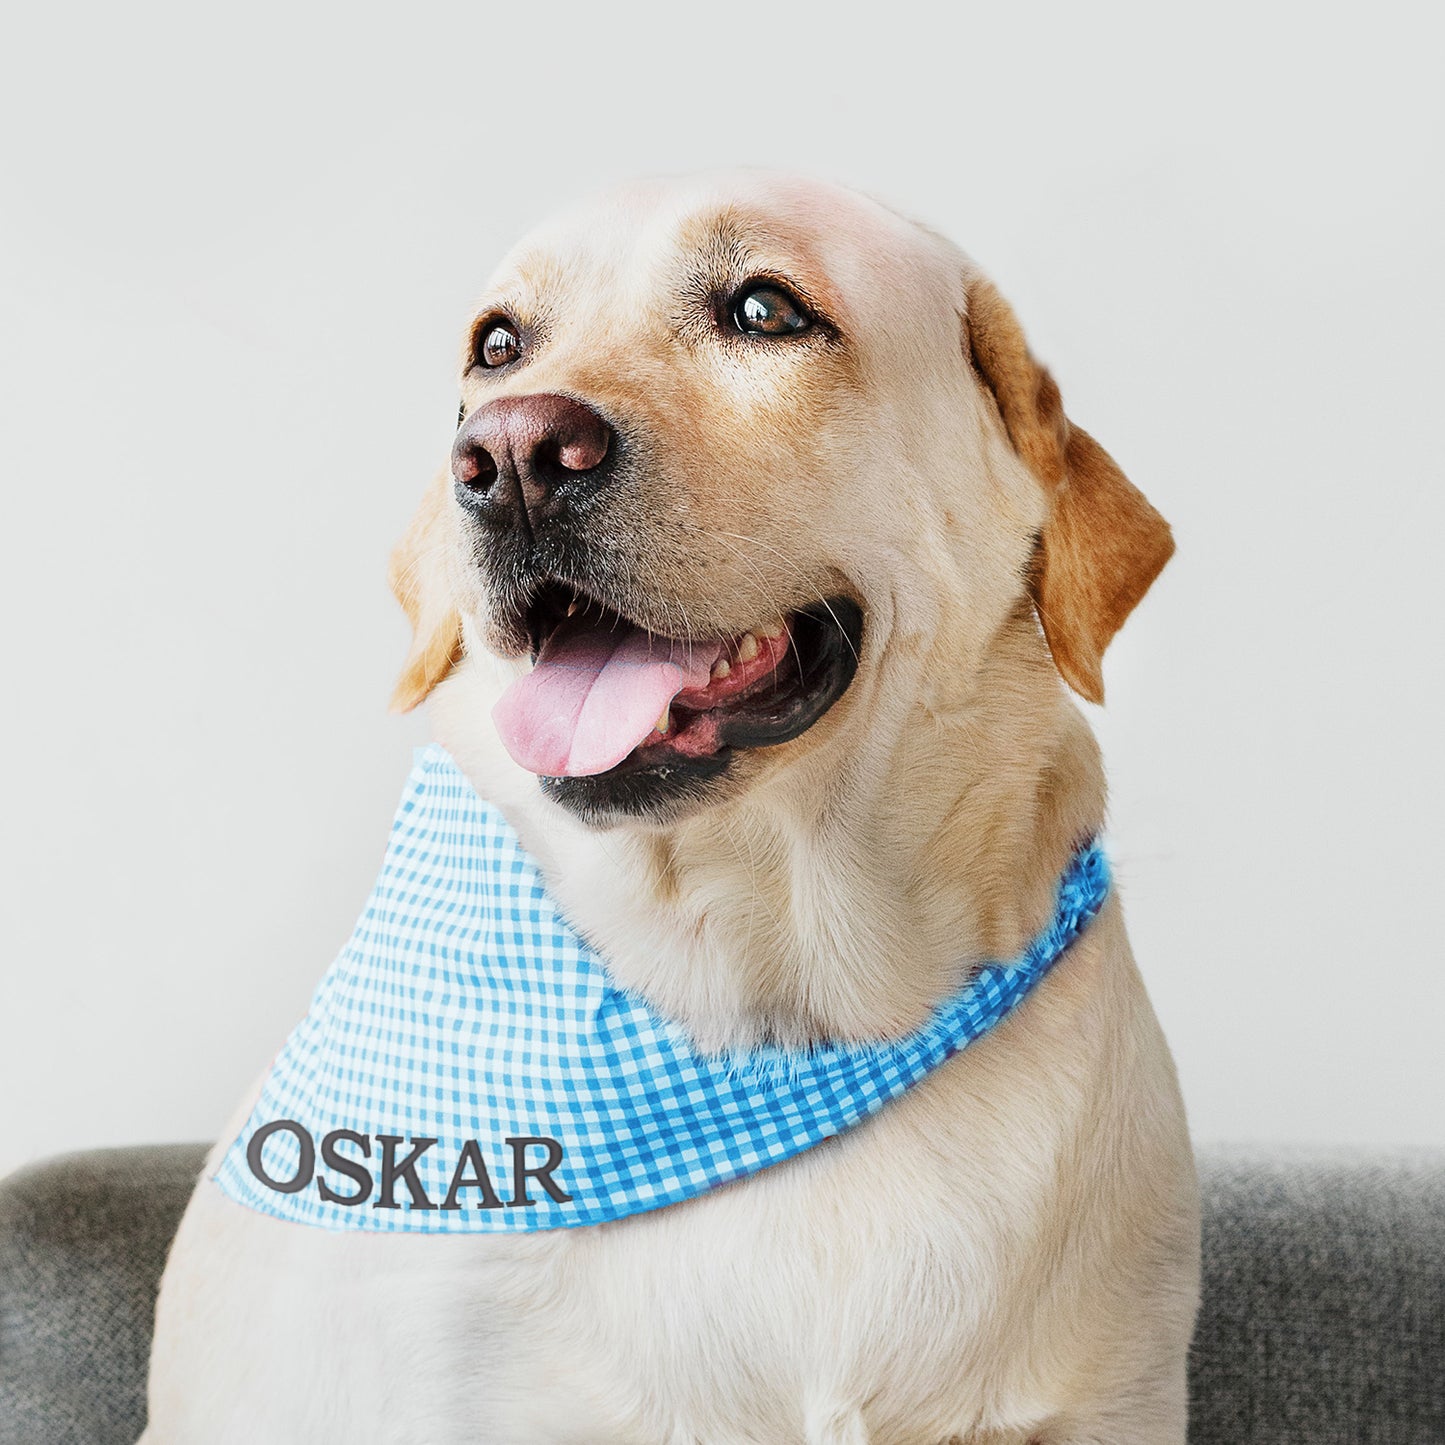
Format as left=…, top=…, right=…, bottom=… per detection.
left=244, top=1120, right=573, bottom=1211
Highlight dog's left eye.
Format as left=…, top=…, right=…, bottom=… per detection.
left=477, top=320, right=522, bottom=368
left=731, top=283, right=812, bottom=337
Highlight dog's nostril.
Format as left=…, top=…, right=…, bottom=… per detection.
left=455, top=445, right=499, bottom=493
left=533, top=430, right=609, bottom=487
left=553, top=429, right=610, bottom=474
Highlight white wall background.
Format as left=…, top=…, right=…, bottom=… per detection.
left=2, top=1, right=1441, bottom=1178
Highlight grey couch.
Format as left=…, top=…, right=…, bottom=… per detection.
left=0, top=1145, right=1441, bottom=1443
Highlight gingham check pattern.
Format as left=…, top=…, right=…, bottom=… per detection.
left=215, top=744, right=1111, bottom=1233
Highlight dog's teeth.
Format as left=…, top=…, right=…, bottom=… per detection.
left=655, top=706, right=670, bottom=734
left=566, top=599, right=579, bottom=617
left=737, top=632, right=760, bottom=662
left=710, top=658, right=731, bottom=681
left=760, top=618, right=785, bottom=639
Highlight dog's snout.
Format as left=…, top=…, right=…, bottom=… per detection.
left=453, top=394, right=612, bottom=530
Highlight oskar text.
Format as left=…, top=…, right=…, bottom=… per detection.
left=244, top=1120, right=573, bottom=1210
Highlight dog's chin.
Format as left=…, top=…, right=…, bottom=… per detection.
left=525, top=596, right=865, bottom=828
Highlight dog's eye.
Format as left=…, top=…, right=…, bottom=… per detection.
left=731, top=283, right=811, bottom=337
left=477, top=320, right=522, bottom=368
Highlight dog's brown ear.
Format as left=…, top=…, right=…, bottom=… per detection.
left=963, top=272, right=1174, bottom=703
left=388, top=471, right=465, bottom=712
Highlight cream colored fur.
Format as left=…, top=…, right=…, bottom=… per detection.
left=145, top=171, right=1199, bottom=1444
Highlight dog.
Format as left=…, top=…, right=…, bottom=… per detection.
left=145, top=170, right=1200, bottom=1444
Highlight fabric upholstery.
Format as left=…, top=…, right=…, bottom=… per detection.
left=0, top=1142, right=1441, bottom=1443
left=1190, top=1144, right=1444, bottom=1444
left=0, top=1145, right=204, bottom=1445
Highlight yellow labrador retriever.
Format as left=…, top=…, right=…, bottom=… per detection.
left=146, top=171, right=1199, bottom=1444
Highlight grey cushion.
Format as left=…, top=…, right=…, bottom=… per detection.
left=0, top=1145, right=206, bottom=1445
left=1191, top=1145, right=1445, bottom=1444
left=1, top=1144, right=1441, bottom=1443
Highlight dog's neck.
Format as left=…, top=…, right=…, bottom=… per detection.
left=438, top=605, right=1105, bottom=1050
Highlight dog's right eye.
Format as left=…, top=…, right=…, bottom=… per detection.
left=731, top=283, right=812, bottom=337
left=476, top=320, right=522, bottom=368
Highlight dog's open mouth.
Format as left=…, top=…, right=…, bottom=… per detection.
left=491, top=582, right=864, bottom=793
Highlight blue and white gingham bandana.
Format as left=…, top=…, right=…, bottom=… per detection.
left=214, top=744, right=1110, bottom=1233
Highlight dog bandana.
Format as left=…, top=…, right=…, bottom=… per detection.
left=214, top=745, right=1111, bottom=1233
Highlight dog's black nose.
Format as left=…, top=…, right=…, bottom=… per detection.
left=453, top=394, right=612, bottom=533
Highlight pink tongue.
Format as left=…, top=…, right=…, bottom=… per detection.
left=492, top=619, right=722, bottom=777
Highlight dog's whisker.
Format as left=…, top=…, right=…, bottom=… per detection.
left=703, top=528, right=862, bottom=671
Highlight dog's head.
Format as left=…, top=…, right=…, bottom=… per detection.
left=391, top=173, right=1172, bottom=827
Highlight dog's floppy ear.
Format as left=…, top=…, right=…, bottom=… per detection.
left=388, top=471, right=465, bottom=712
left=963, top=272, right=1174, bottom=704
